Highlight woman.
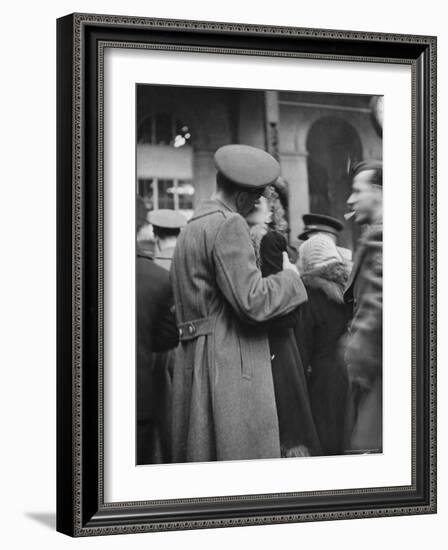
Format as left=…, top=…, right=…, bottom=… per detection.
left=247, top=190, right=320, bottom=457
left=295, top=233, right=352, bottom=455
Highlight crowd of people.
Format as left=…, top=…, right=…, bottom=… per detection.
left=136, top=144, right=383, bottom=465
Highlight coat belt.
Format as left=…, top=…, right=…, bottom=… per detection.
left=178, top=316, right=215, bottom=341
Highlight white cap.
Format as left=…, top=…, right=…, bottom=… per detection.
left=298, top=233, right=343, bottom=273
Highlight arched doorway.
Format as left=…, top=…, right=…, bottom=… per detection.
left=306, top=117, right=362, bottom=250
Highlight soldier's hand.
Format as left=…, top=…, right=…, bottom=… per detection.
left=282, top=251, right=300, bottom=276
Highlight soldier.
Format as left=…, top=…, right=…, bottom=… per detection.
left=148, top=209, right=187, bottom=271
left=136, top=197, right=179, bottom=464
left=344, top=160, right=383, bottom=453
left=170, top=144, right=307, bottom=462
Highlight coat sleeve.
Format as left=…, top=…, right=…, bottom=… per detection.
left=213, top=213, right=307, bottom=323
left=151, top=267, right=179, bottom=353
left=152, top=298, right=179, bottom=352
left=264, top=307, right=301, bottom=331
left=345, top=234, right=382, bottom=383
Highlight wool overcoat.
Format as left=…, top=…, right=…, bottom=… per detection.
left=344, top=222, right=383, bottom=379
left=344, top=221, right=383, bottom=452
left=170, top=199, right=307, bottom=462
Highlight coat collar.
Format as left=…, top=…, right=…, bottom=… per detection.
left=302, top=260, right=350, bottom=304
left=190, top=198, right=235, bottom=221
left=154, top=245, right=176, bottom=260
left=136, top=243, right=153, bottom=259
left=344, top=221, right=383, bottom=297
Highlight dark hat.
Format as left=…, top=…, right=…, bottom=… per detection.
left=214, top=144, right=280, bottom=189
left=298, top=213, right=344, bottom=241
left=148, top=209, right=187, bottom=230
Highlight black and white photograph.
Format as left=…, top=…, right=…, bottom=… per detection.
left=135, top=84, right=383, bottom=465
left=0, top=0, right=442, bottom=544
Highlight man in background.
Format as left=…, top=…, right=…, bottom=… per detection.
left=344, top=160, right=383, bottom=453
left=148, top=209, right=187, bottom=271
left=136, top=197, right=179, bottom=463
left=143, top=208, right=186, bottom=461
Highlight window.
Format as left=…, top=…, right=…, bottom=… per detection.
left=137, top=113, right=192, bottom=148
left=137, top=178, right=195, bottom=219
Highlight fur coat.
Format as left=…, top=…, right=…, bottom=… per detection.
left=294, top=259, right=352, bottom=455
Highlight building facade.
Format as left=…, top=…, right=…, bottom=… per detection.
left=136, top=85, right=382, bottom=250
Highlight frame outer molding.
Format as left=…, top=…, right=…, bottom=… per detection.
left=56, top=12, right=437, bottom=537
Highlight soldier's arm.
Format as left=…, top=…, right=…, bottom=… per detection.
left=212, top=214, right=307, bottom=323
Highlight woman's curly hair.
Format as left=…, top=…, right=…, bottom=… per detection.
left=249, top=184, right=289, bottom=266
left=265, top=184, right=289, bottom=235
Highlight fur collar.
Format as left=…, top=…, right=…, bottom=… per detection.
left=301, top=260, right=350, bottom=304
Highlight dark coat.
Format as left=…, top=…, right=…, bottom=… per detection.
left=149, top=243, right=178, bottom=462
left=344, top=222, right=383, bottom=452
left=136, top=252, right=178, bottom=464
left=294, top=261, right=352, bottom=455
left=136, top=252, right=178, bottom=356
left=259, top=231, right=320, bottom=456
left=170, top=199, right=308, bottom=463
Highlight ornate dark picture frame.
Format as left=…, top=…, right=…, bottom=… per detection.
left=56, top=13, right=437, bottom=537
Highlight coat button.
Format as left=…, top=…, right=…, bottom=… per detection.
left=179, top=328, right=183, bottom=337
left=188, top=323, right=195, bottom=334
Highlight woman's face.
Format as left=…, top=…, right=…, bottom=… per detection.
left=246, top=196, right=272, bottom=227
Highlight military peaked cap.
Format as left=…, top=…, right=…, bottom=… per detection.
left=148, top=209, right=187, bottom=229
left=214, top=144, right=280, bottom=189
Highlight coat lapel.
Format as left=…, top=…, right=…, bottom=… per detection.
left=344, top=222, right=382, bottom=299
left=344, top=239, right=366, bottom=299
left=190, top=198, right=234, bottom=222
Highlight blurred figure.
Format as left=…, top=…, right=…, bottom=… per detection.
left=148, top=209, right=187, bottom=271
left=142, top=209, right=186, bottom=462
left=170, top=144, right=305, bottom=462
left=247, top=192, right=320, bottom=457
left=369, top=95, right=384, bottom=138
left=294, top=231, right=352, bottom=455
left=344, top=160, right=383, bottom=453
left=136, top=197, right=179, bottom=464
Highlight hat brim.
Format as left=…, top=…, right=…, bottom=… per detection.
left=298, top=227, right=339, bottom=241
left=298, top=230, right=311, bottom=241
